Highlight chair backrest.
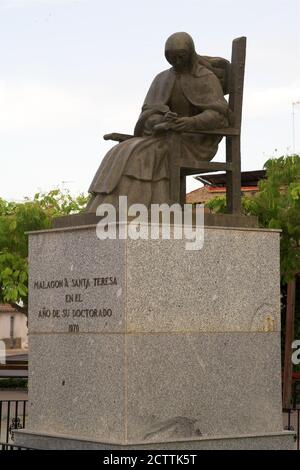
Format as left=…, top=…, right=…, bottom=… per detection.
left=176, top=37, right=247, bottom=212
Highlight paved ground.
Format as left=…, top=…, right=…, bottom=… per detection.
left=6, top=354, right=28, bottom=362
left=0, top=390, right=28, bottom=401
left=4, top=350, right=28, bottom=361
left=0, top=370, right=28, bottom=377
left=5, top=349, right=28, bottom=357
left=0, top=349, right=28, bottom=378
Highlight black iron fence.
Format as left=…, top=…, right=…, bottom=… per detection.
left=283, top=407, right=300, bottom=450
left=0, top=400, right=27, bottom=445
left=0, top=441, right=32, bottom=450
left=0, top=399, right=299, bottom=450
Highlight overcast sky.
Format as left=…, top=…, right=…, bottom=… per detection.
left=1, top=0, right=300, bottom=200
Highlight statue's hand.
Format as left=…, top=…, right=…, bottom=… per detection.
left=152, top=112, right=178, bottom=133
left=168, top=117, right=195, bottom=131
left=153, top=116, right=195, bottom=133
left=164, top=111, right=178, bottom=121
left=144, top=114, right=168, bottom=135
left=153, top=122, right=174, bottom=133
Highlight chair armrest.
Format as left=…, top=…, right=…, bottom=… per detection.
left=185, top=127, right=240, bottom=136
left=103, top=128, right=239, bottom=142
left=103, top=133, right=134, bottom=142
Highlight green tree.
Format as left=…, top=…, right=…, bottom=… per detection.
left=0, top=189, right=89, bottom=314
left=206, top=155, right=300, bottom=281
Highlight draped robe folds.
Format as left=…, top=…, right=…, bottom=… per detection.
left=86, top=57, right=229, bottom=212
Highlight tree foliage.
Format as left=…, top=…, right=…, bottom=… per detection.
left=206, top=155, right=300, bottom=282
left=0, top=190, right=89, bottom=313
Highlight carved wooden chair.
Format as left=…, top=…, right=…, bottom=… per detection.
left=104, top=37, right=246, bottom=214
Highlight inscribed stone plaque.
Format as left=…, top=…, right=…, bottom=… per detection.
left=29, top=228, right=125, bottom=334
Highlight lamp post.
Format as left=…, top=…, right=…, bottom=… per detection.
left=292, top=101, right=300, bottom=153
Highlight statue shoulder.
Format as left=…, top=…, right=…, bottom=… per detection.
left=150, top=68, right=173, bottom=85
left=144, top=68, right=174, bottom=106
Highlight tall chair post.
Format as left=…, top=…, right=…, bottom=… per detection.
left=226, top=37, right=246, bottom=214
left=168, top=132, right=182, bottom=205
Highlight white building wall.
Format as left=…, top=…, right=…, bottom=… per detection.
left=0, top=314, right=10, bottom=339
left=14, top=313, right=28, bottom=348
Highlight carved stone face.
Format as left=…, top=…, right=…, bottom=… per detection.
left=165, top=48, right=192, bottom=73
left=165, top=32, right=195, bottom=73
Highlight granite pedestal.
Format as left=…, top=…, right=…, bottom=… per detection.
left=15, top=223, right=295, bottom=449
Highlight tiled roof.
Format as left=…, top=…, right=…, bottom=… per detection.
left=0, top=303, right=18, bottom=313
left=195, top=170, right=266, bottom=187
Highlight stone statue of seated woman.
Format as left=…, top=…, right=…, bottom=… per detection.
left=86, top=32, right=230, bottom=212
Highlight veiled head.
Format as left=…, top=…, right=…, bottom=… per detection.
left=165, top=32, right=196, bottom=72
